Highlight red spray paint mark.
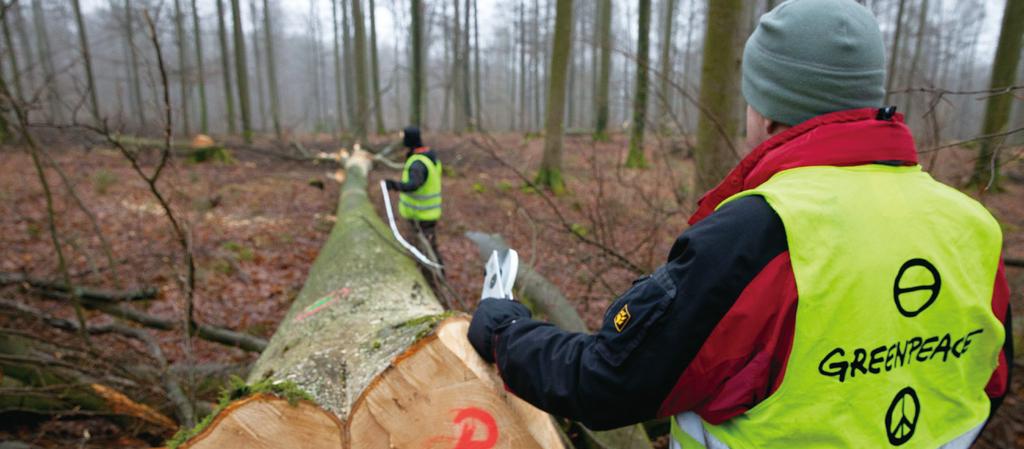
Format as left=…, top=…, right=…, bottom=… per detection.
left=452, top=407, right=498, bottom=449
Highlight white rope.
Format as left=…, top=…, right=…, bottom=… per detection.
left=379, top=180, right=444, bottom=269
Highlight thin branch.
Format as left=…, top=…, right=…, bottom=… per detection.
left=470, top=132, right=645, bottom=275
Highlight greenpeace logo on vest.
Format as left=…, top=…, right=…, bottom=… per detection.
left=819, top=257, right=983, bottom=383
left=818, top=330, right=984, bottom=383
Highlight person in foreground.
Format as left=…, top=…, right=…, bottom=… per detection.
left=468, top=0, right=1012, bottom=447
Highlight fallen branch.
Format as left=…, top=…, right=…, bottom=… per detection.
left=1007, top=258, right=1024, bottom=268
left=0, top=298, right=192, bottom=426
left=26, top=291, right=267, bottom=352
left=1, top=272, right=157, bottom=302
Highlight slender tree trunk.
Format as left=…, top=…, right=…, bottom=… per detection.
left=680, top=0, right=697, bottom=131
left=71, top=0, right=100, bottom=120
left=409, top=0, right=423, bottom=127
left=694, top=0, right=746, bottom=192
left=518, top=1, right=527, bottom=131
left=310, top=1, right=324, bottom=129
left=250, top=0, right=267, bottom=131
left=473, top=0, right=482, bottom=130
left=625, top=0, right=652, bottom=168
left=450, top=0, right=463, bottom=132
left=441, top=0, right=451, bottom=130
left=13, top=4, right=34, bottom=96
left=230, top=0, right=253, bottom=142
left=125, top=0, right=147, bottom=126
left=461, top=0, right=473, bottom=131
left=216, top=0, right=236, bottom=134
left=351, top=0, right=370, bottom=142
left=263, top=0, right=283, bottom=141
left=334, top=0, right=346, bottom=132
left=970, top=0, right=1024, bottom=188
left=174, top=0, right=191, bottom=135
left=69, top=0, right=99, bottom=120
left=368, top=0, right=385, bottom=134
left=883, top=0, right=907, bottom=105
left=657, top=0, right=677, bottom=135
left=535, top=0, right=573, bottom=194
left=593, top=0, right=611, bottom=140
left=2, top=10, right=24, bottom=102
left=532, top=0, right=542, bottom=132
left=31, top=0, right=58, bottom=121
left=904, top=0, right=929, bottom=119
left=342, top=0, right=356, bottom=128
left=191, top=0, right=209, bottom=133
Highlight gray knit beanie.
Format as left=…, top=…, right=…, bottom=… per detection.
left=742, top=0, right=886, bottom=126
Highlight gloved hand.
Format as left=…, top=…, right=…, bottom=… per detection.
left=467, top=298, right=531, bottom=363
left=384, top=179, right=399, bottom=190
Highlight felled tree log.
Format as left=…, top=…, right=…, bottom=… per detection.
left=466, top=231, right=654, bottom=449
left=176, top=152, right=562, bottom=448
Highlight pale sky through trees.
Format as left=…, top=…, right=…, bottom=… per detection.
left=78, top=0, right=1006, bottom=64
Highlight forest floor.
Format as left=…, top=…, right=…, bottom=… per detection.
left=0, top=131, right=1021, bottom=448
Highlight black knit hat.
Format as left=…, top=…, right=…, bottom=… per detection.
left=403, top=126, right=423, bottom=148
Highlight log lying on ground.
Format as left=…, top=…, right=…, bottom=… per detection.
left=176, top=152, right=562, bottom=448
left=466, top=232, right=654, bottom=449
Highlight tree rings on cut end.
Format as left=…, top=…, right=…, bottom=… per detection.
left=347, top=316, right=563, bottom=448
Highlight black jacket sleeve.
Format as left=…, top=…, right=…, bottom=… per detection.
left=483, top=195, right=787, bottom=430
left=392, top=160, right=428, bottom=192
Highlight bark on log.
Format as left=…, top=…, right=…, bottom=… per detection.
left=465, top=232, right=653, bottom=449
left=177, top=152, right=563, bottom=448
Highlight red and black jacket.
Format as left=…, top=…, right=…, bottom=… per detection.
left=467, top=108, right=1012, bottom=431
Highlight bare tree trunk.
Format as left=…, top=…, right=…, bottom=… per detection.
left=657, top=0, right=677, bottom=135
left=250, top=0, right=267, bottom=131
left=369, top=0, right=385, bottom=134
left=191, top=0, right=209, bottom=133
left=473, top=0, right=482, bottom=130
left=310, top=1, right=324, bottom=129
left=2, top=9, right=24, bottom=102
left=230, top=0, right=254, bottom=142
left=12, top=4, right=34, bottom=97
left=694, top=0, right=746, bottom=193
left=883, top=0, right=906, bottom=105
left=71, top=0, right=100, bottom=120
left=216, top=0, right=236, bottom=134
left=535, top=0, right=573, bottom=194
left=125, top=0, right=147, bottom=126
left=593, top=0, right=611, bottom=140
left=903, top=0, right=929, bottom=119
left=174, top=0, right=191, bottom=135
left=625, top=0, right=651, bottom=168
left=461, top=0, right=473, bottom=131
left=334, top=0, right=346, bottom=132
left=342, top=0, right=356, bottom=129
left=518, top=0, right=527, bottom=131
left=31, top=0, right=59, bottom=121
left=970, top=0, right=1023, bottom=188
left=351, top=0, right=370, bottom=142
left=263, top=0, right=283, bottom=141
left=409, top=0, right=423, bottom=127
left=531, top=0, right=541, bottom=132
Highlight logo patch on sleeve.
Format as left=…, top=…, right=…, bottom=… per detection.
left=613, top=304, right=631, bottom=333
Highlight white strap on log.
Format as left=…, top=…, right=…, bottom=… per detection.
left=379, top=180, right=444, bottom=269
